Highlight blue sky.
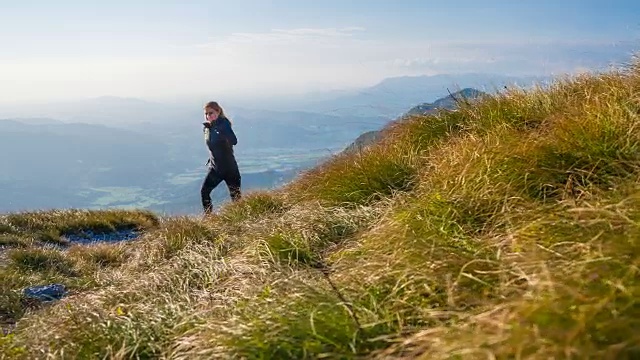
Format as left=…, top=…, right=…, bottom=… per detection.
left=1, top=0, right=638, bottom=103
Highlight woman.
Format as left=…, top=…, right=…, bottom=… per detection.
left=200, top=101, right=241, bottom=214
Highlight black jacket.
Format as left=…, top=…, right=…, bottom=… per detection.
left=203, top=116, right=239, bottom=175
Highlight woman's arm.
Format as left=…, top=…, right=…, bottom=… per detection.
left=218, top=118, right=238, bottom=145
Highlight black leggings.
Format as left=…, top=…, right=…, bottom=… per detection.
left=201, top=168, right=241, bottom=213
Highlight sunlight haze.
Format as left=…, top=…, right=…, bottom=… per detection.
left=1, top=0, right=638, bottom=104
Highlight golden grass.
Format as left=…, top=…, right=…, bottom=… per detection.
left=2, top=57, right=640, bottom=359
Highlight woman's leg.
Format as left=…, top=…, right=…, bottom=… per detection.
left=224, top=172, right=242, bottom=202
left=201, top=168, right=223, bottom=213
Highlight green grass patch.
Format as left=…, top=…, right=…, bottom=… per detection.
left=260, top=231, right=317, bottom=267
left=219, top=191, right=288, bottom=224
left=0, top=223, right=16, bottom=235
left=45, top=305, right=187, bottom=359
left=224, top=285, right=398, bottom=359
left=68, top=244, right=128, bottom=268
left=0, top=270, right=29, bottom=323
left=0, top=334, right=28, bottom=359
left=151, top=218, right=221, bottom=260
left=499, top=196, right=640, bottom=358
left=0, top=235, right=29, bottom=248
left=289, top=144, right=418, bottom=206
left=257, top=204, right=379, bottom=268
left=5, top=209, right=159, bottom=237
left=397, top=192, right=493, bottom=252
left=8, top=248, right=78, bottom=277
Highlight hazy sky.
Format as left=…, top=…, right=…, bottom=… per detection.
left=1, top=0, right=639, bottom=103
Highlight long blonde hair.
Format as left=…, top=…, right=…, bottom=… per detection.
left=204, top=101, right=232, bottom=125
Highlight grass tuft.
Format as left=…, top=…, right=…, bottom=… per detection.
left=9, top=248, right=77, bottom=276
left=219, top=190, right=288, bottom=224
left=287, top=144, right=419, bottom=206
left=5, top=209, right=159, bottom=236
left=68, top=243, right=128, bottom=268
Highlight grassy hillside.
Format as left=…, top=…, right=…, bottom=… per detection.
left=2, top=58, right=640, bottom=359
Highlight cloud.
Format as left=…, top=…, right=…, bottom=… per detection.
left=1, top=26, right=637, bottom=103
left=184, top=27, right=389, bottom=93
left=270, top=26, right=366, bottom=37
left=195, top=26, right=375, bottom=65
left=199, top=28, right=638, bottom=79
left=386, top=40, right=640, bottom=75
left=196, top=26, right=366, bottom=50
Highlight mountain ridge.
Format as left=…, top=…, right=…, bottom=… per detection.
left=342, top=87, right=488, bottom=154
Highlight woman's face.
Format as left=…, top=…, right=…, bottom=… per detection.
left=205, top=108, right=220, bottom=122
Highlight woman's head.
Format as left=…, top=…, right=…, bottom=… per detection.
left=204, top=101, right=227, bottom=122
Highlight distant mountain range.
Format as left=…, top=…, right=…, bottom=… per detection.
left=404, top=87, right=489, bottom=116
left=0, top=72, right=551, bottom=124
left=285, top=73, right=550, bottom=118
